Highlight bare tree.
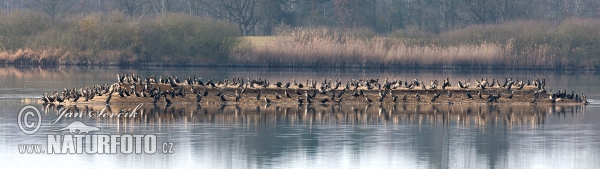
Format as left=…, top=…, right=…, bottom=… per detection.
left=116, top=0, right=147, bottom=17
left=32, top=0, right=71, bottom=23
left=199, top=0, right=260, bottom=36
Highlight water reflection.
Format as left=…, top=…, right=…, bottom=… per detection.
left=41, top=103, right=585, bottom=127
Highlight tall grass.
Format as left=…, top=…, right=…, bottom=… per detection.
left=0, top=11, right=240, bottom=65
left=238, top=18, right=600, bottom=69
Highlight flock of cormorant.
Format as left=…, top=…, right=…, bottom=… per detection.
left=40, top=73, right=589, bottom=106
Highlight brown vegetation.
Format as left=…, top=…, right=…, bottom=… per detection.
left=237, top=18, right=600, bottom=69
left=0, top=11, right=240, bottom=65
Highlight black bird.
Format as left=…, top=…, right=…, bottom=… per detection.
left=295, top=90, right=302, bottom=95
left=284, top=82, right=291, bottom=89
left=487, top=96, right=496, bottom=103
left=351, top=91, right=360, bottom=98
left=319, top=98, right=329, bottom=103
left=196, top=94, right=202, bottom=103
left=466, top=92, right=473, bottom=99
left=41, top=94, right=49, bottom=103
left=256, top=91, right=262, bottom=100
left=401, top=94, right=407, bottom=101
left=264, top=96, right=271, bottom=103
left=478, top=90, right=483, bottom=99
left=118, top=89, right=125, bottom=98
left=72, top=94, right=80, bottom=102
left=55, top=95, right=64, bottom=103
left=275, top=93, right=282, bottom=99
left=105, top=93, right=112, bottom=105
left=507, top=92, right=514, bottom=99
left=337, top=90, right=345, bottom=98
left=448, top=90, right=452, bottom=98
left=392, top=95, right=398, bottom=103
left=203, top=90, right=209, bottom=97
left=415, top=93, right=421, bottom=102
left=365, top=96, right=373, bottom=103
left=220, top=94, right=227, bottom=101
left=530, top=97, right=537, bottom=104
left=153, top=95, right=160, bottom=104
left=285, top=90, right=291, bottom=98
left=235, top=91, right=241, bottom=102
left=165, top=97, right=173, bottom=105
left=297, top=97, right=304, bottom=104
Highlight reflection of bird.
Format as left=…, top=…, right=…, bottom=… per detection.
left=164, top=97, right=173, bottom=105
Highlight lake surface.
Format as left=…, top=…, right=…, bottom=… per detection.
left=1, top=66, right=600, bottom=169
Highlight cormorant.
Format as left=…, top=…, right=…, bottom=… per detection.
left=297, top=97, right=304, bottom=104
left=365, top=97, right=373, bottom=103
left=106, top=93, right=112, bottom=105
left=319, top=98, right=329, bottom=103
left=72, top=94, right=80, bottom=102
left=256, top=91, right=261, bottom=100
left=220, top=94, right=227, bottom=101
left=153, top=95, right=160, bottom=104
left=306, top=97, right=313, bottom=104
left=165, top=97, right=173, bottom=105
left=466, top=92, right=473, bottom=99
left=196, top=94, right=202, bottom=103
left=41, top=93, right=49, bottom=103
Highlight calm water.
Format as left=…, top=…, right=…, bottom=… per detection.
left=1, top=66, right=600, bottom=169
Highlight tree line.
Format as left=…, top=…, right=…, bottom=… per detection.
left=1, top=0, right=598, bottom=35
